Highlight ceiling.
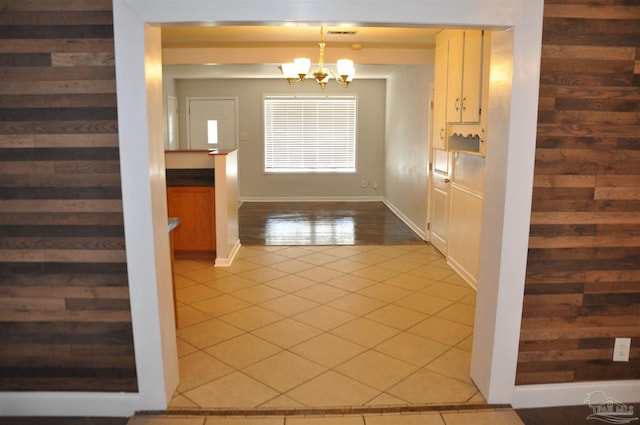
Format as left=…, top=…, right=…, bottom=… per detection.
left=161, top=24, right=439, bottom=79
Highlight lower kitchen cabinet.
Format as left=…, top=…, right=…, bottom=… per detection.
left=167, top=186, right=216, bottom=253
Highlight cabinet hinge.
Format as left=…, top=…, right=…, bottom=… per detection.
left=427, top=222, right=431, bottom=230
left=429, top=163, right=433, bottom=171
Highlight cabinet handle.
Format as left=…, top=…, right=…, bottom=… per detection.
left=444, top=178, right=450, bottom=183
left=462, top=97, right=467, bottom=111
left=440, top=127, right=444, bottom=140
left=455, top=98, right=460, bottom=111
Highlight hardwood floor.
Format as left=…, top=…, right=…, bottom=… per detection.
left=239, top=201, right=425, bottom=245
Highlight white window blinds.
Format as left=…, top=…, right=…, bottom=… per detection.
left=264, top=96, right=356, bottom=173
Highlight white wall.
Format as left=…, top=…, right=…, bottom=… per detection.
left=384, top=65, right=433, bottom=237
left=175, top=78, right=386, bottom=200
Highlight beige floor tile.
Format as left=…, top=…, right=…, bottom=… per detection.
left=468, top=391, right=487, bottom=404
left=260, top=294, right=320, bottom=316
left=237, top=267, right=289, bottom=284
left=177, top=318, right=244, bottom=349
left=421, top=281, right=475, bottom=302
left=324, top=275, right=379, bottom=292
left=295, top=266, right=345, bottom=283
left=293, top=305, right=358, bottom=331
left=328, top=293, right=386, bottom=316
left=435, top=303, right=475, bottom=327
left=352, top=267, right=400, bottom=283
left=263, top=274, right=318, bottom=293
left=324, top=258, right=370, bottom=273
left=269, top=258, right=316, bottom=273
left=231, top=285, right=286, bottom=304
left=395, top=293, right=453, bottom=315
left=177, top=351, right=235, bottom=392
left=407, top=265, right=454, bottom=281
left=440, top=273, right=471, bottom=287
left=204, top=417, right=283, bottom=425
left=358, top=283, right=412, bottom=303
left=298, top=251, right=342, bottom=265
left=295, top=283, right=350, bottom=304
left=323, top=246, right=372, bottom=258
left=276, top=246, right=317, bottom=259
left=243, top=351, right=326, bottom=393
left=383, top=274, right=435, bottom=291
left=347, top=251, right=389, bottom=266
left=182, top=266, right=231, bottom=284
left=365, top=392, right=410, bottom=406
left=285, top=371, right=379, bottom=407
left=374, top=333, right=450, bottom=367
left=183, top=371, right=280, bottom=408
left=364, top=304, right=427, bottom=330
left=407, top=317, right=473, bottom=346
left=176, top=337, right=199, bottom=358
left=258, top=394, right=305, bottom=409
left=330, top=318, right=400, bottom=348
left=441, top=410, right=524, bottom=425
left=204, top=333, right=282, bottom=369
left=174, top=259, right=212, bottom=274
left=335, top=351, right=418, bottom=391
left=245, top=252, right=288, bottom=266
left=424, top=348, right=472, bottom=384
left=191, top=294, right=252, bottom=318
left=459, top=292, right=476, bottom=307
left=252, top=318, right=323, bottom=348
left=128, top=416, right=205, bottom=425
left=456, top=334, right=473, bottom=352
left=377, top=258, right=423, bottom=273
left=177, top=305, right=212, bottom=329
left=219, top=305, right=284, bottom=332
left=174, top=274, right=200, bottom=290
left=398, top=251, right=443, bottom=265
left=364, top=413, right=445, bottom=425
left=286, top=416, right=364, bottom=425
left=176, top=284, right=223, bottom=305
left=225, top=258, right=265, bottom=274
left=168, top=394, right=199, bottom=409
left=290, top=333, right=367, bottom=368
left=387, top=369, right=477, bottom=404
left=206, top=275, right=258, bottom=294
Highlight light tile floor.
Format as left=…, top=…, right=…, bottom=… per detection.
left=129, top=408, right=525, bottom=425
left=170, top=244, right=484, bottom=411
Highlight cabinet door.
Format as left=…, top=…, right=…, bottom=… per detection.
left=445, top=31, right=464, bottom=122
left=431, top=34, right=449, bottom=150
left=167, top=187, right=216, bottom=252
left=461, top=30, right=483, bottom=123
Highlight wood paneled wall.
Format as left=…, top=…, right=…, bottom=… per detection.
left=0, top=0, right=137, bottom=391
left=518, top=0, right=640, bottom=385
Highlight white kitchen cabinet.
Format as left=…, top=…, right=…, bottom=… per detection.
left=444, top=30, right=484, bottom=124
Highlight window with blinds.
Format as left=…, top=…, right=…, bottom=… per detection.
left=264, top=95, right=357, bottom=173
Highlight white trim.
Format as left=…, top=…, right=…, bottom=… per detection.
left=513, top=380, right=640, bottom=408
left=447, top=256, right=478, bottom=290
left=383, top=199, right=427, bottom=241
left=214, top=239, right=242, bottom=267
left=0, top=392, right=141, bottom=417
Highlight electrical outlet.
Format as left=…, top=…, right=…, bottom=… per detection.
left=367, top=181, right=372, bottom=187
left=613, top=338, right=631, bottom=362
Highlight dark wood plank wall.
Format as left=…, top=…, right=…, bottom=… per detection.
left=0, top=0, right=137, bottom=391
left=518, top=0, right=640, bottom=384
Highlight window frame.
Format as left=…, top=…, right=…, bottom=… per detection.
left=263, top=94, right=358, bottom=174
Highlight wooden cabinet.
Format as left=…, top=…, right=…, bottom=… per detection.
left=167, top=186, right=216, bottom=252
left=431, top=34, right=449, bottom=150
left=443, top=30, right=484, bottom=124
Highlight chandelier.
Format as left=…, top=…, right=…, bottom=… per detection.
left=281, top=27, right=356, bottom=89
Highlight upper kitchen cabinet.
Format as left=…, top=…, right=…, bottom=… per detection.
left=443, top=30, right=484, bottom=124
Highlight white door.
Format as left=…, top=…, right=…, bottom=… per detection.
left=429, top=148, right=450, bottom=256
left=166, top=95, right=179, bottom=150
left=187, top=98, right=237, bottom=150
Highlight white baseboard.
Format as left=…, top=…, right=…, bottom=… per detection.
left=446, top=256, right=478, bottom=290
left=382, top=199, right=427, bottom=241
left=512, top=380, right=640, bottom=409
left=0, top=392, right=140, bottom=417
left=239, top=196, right=384, bottom=203
left=215, top=239, right=241, bottom=267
